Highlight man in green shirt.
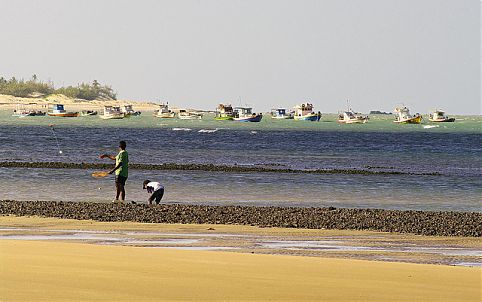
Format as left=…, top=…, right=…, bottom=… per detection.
left=100, top=140, right=129, bottom=203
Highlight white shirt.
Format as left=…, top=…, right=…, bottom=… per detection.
left=146, top=182, right=163, bottom=193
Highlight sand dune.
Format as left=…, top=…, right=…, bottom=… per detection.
left=0, top=93, right=158, bottom=111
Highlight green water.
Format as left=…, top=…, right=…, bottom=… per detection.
left=1, top=110, right=480, bottom=133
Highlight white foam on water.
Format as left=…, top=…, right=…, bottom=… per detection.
left=198, top=129, right=219, bottom=133
left=172, top=128, right=192, bottom=131
left=423, top=125, right=439, bottom=129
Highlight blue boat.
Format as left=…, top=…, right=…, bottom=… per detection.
left=270, top=108, right=293, bottom=119
left=233, top=107, right=263, bottom=122
left=293, top=103, right=321, bottom=121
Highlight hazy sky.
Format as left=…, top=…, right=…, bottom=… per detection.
left=1, top=0, right=480, bottom=114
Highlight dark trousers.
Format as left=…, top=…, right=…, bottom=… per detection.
left=148, top=188, right=164, bottom=204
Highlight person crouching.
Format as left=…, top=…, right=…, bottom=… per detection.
left=143, top=180, right=165, bottom=205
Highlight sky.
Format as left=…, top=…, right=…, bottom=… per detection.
left=0, top=0, right=480, bottom=114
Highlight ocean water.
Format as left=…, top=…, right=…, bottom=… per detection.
left=0, top=111, right=480, bottom=212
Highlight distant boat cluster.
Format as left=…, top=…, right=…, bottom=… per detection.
left=12, top=102, right=456, bottom=124
left=12, top=103, right=141, bottom=119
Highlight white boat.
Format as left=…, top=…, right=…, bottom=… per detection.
left=429, top=109, right=455, bottom=122
left=121, top=105, right=141, bottom=117
left=79, top=110, right=98, bottom=116
left=293, top=103, right=320, bottom=121
left=12, top=104, right=46, bottom=117
left=233, top=107, right=263, bottom=122
left=215, top=104, right=234, bottom=120
left=178, top=109, right=203, bottom=120
left=47, top=104, right=79, bottom=117
left=393, top=106, right=422, bottom=124
left=155, top=103, right=176, bottom=118
left=270, top=108, right=293, bottom=119
left=99, top=106, right=125, bottom=119
left=337, top=110, right=368, bottom=124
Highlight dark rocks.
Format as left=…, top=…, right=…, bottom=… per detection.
left=0, top=161, right=441, bottom=176
left=0, top=200, right=480, bottom=237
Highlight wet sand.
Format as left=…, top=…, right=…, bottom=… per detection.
left=1, top=216, right=481, bottom=301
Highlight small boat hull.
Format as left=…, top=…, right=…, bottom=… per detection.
left=99, top=114, right=125, bottom=120
left=234, top=114, right=263, bottom=122
left=100, top=116, right=124, bottom=120
left=429, top=118, right=455, bottom=122
left=13, top=111, right=46, bottom=117
left=47, top=112, right=79, bottom=117
left=338, top=118, right=368, bottom=124
left=394, top=115, right=422, bottom=124
left=178, top=115, right=202, bottom=120
left=125, top=112, right=141, bottom=117
left=294, top=114, right=319, bottom=121
left=271, top=115, right=293, bottom=120
left=80, top=110, right=98, bottom=116
left=157, top=113, right=176, bottom=118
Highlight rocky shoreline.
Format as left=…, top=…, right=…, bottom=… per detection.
left=1, top=200, right=480, bottom=237
left=0, top=161, right=441, bottom=176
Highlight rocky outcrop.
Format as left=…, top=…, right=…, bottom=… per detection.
left=1, top=200, right=479, bottom=237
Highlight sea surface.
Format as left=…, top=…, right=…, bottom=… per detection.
left=0, top=111, right=480, bottom=212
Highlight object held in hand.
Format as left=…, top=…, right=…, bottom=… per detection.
left=91, top=171, right=109, bottom=178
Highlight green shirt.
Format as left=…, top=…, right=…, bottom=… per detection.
left=115, top=150, right=129, bottom=177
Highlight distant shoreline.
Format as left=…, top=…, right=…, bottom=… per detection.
left=1, top=94, right=481, bottom=115
left=0, top=93, right=158, bottom=111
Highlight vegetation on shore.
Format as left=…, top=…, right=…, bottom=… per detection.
left=0, top=74, right=116, bottom=100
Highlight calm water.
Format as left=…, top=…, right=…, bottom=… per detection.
left=0, top=111, right=480, bottom=212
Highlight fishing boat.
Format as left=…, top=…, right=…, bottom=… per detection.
left=155, top=103, right=176, bottom=118
left=178, top=109, right=203, bottom=120
left=393, top=106, right=422, bottom=124
left=12, top=104, right=46, bottom=117
left=293, top=103, right=320, bottom=121
left=121, top=105, right=141, bottom=117
left=270, top=108, right=293, bottom=119
left=12, top=109, right=33, bottom=117
left=233, top=107, right=263, bottom=122
left=215, top=104, right=234, bottom=120
left=99, top=106, right=125, bottom=119
left=429, top=109, right=455, bottom=122
left=79, top=110, right=98, bottom=116
left=47, top=104, right=79, bottom=117
left=337, top=109, right=369, bottom=124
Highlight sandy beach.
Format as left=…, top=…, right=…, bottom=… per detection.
left=1, top=216, right=481, bottom=301
left=1, top=1, right=479, bottom=301
left=0, top=94, right=158, bottom=112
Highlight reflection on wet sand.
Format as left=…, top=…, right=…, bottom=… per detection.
left=1, top=225, right=480, bottom=267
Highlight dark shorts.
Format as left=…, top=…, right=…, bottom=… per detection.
left=148, top=188, right=165, bottom=204
left=115, top=175, right=127, bottom=186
